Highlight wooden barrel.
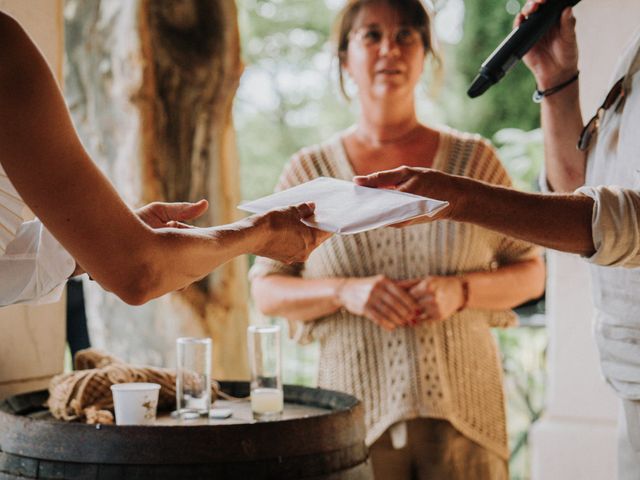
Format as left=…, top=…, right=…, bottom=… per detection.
left=0, top=381, right=372, bottom=479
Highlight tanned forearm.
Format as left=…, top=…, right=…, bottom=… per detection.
left=76, top=219, right=260, bottom=305
left=0, top=13, right=321, bottom=306
left=454, top=178, right=595, bottom=257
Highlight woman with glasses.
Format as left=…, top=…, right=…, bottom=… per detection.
left=250, top=1, right=545, bottom=478
left=356, top=2, right=640, bottom=478
left=0, top=11, right=328, bottom=307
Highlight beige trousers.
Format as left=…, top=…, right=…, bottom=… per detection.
left=369, top=418, right=508, bottom=480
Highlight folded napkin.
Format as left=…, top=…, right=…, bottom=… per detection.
left=239, top=177, right=448, bottom=234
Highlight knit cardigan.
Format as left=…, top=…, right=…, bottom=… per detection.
left=250, top=127, right=540, bottom=460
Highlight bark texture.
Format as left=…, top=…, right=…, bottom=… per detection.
left=65, top=0, right=248, bottom=378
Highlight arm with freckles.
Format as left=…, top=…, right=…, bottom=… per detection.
left=0, top=12, right=328, bottom=305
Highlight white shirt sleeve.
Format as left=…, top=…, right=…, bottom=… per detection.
left=0, top=219, right=76, bottom=306
left=576, top=185, right=640, bottom=268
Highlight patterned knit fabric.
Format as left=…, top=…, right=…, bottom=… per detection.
left=249, top=127, right=540, bottom=460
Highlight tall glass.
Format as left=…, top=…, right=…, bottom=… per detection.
left=176, top=337, right=212, bottom=419
left=247, top=325, right=283, bottom=421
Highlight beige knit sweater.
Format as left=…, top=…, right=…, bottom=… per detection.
left=250, top=127, right=540, bottom=460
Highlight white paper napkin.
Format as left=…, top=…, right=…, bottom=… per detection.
left=238, top=177, right=448, bottom=234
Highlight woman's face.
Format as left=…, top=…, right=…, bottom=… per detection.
left=344, top=2, right=426, bottom=102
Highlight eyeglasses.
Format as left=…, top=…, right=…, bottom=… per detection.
left=577, top=77, right=626, bottom=151
left=349, top=25, right=423, bottom=48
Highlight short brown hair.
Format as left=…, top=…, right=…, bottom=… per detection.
left=333, top=0, right=441, bottom=99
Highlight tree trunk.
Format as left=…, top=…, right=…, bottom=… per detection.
left=65, top=0, right=248, bottom=378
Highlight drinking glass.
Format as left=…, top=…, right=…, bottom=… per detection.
left=247, top=325, right=283, bottom=420
left=176, top=337, right=212, bottom=419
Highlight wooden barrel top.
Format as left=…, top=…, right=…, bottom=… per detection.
left=0, top=382, right=367, bottom=466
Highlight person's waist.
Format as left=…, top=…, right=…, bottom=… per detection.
left=590, top=267, right=640, bottom=326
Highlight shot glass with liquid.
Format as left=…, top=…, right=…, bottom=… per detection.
left=247, top=325, right=283, bottom=421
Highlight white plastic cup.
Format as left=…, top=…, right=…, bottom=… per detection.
left=110, top=383, right=161, bottom=425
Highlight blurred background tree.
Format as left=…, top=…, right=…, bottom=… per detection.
left=235, top=0, right=353, bottom=202
left=444, top=0, right=541, bottom=137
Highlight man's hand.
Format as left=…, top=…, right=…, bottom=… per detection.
left=251, top=203, right=331, bottom=264
left=516, top=0, right=579, bottom=89
left=354, top=166, right=459, bottom=226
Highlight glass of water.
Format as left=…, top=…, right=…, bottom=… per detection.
left=247, top=325, right=283, bottom=421
left=176, top=337, right=212, bottom=419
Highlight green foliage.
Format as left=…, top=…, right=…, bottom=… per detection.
left=443, top=0, right=541, bottom=138
left=235, top=0, right=354, bottom=201
left=495, top=325, right=547, bottom=478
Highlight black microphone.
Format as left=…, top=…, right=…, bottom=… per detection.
left=467, top=0, right=582, bottom=98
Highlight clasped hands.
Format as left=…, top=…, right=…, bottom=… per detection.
left=337, top=274, right=467, bottom=331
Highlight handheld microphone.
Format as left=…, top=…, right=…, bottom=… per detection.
left=467, top=0, right=582, bottom=98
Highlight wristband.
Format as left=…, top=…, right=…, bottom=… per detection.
left=533, top=71, right=579, bottom=103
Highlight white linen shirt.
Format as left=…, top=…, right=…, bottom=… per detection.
left=0, top=164, right=74, bottom=306
left=0, top=219, right=75, bottom=306
left=575, top=28, right=640, bottom=399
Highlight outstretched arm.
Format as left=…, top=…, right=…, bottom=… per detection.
left=0, top=12, right=327, bottom=305
left=355, top=167, right=595, bottom=257
left=0, top=200, right=212, bottom=307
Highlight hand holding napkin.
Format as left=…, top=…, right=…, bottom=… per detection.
left=239, top=177, right=448, bottom=234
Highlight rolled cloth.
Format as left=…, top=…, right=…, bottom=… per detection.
left=47, top=348, right=219, bottom=424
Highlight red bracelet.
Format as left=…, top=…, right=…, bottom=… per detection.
left=457, top=278, right=469, bottom=312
